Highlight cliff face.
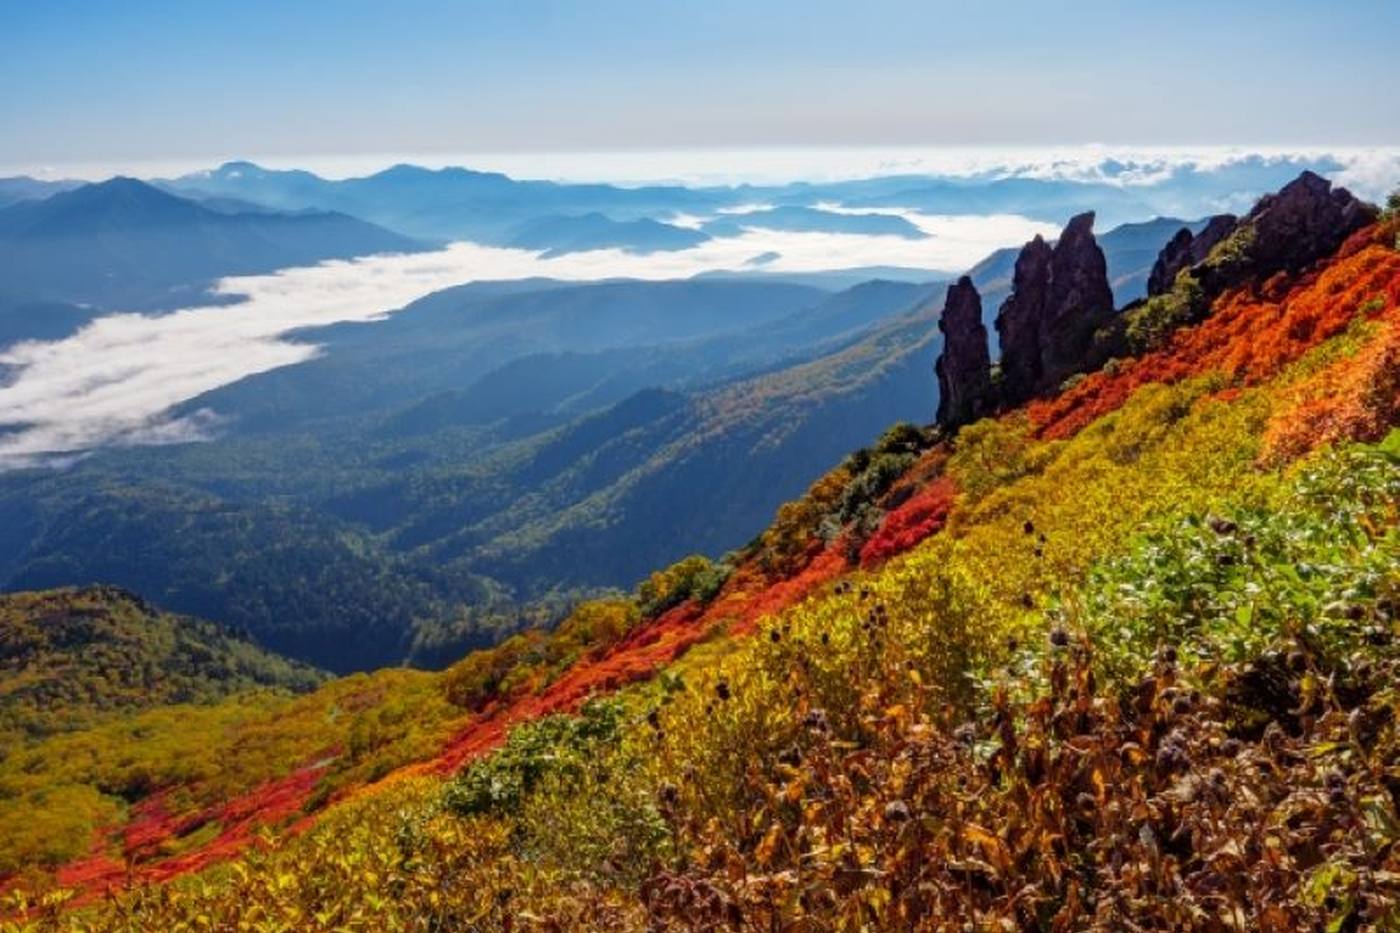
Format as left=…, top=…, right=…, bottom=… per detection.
left=994, top=212, right=1115, bottom=404
left=934, top=276, right=992, bottom=427
left=1147, top=214, right=1237, bottom=297
left=1040, top=212, right=1117, bottom=391
left=992, top=235, right=1053, bottom=405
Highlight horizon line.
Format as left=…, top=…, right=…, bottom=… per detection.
left=7, top=143, right=1400, bottom=188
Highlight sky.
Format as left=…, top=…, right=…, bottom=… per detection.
left=4, top=0, right=1400, bottom=177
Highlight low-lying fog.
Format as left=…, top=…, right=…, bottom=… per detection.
left=0, top=212, right=1057, bottom=469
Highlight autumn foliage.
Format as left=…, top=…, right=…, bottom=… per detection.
left=5, top=211, right=1400, bottom=931
left=1262, top=315, right=1400, bottom=463
left=1030, top=232, right=1400, bottom=439
left=858, top=476, right=957, bottom=566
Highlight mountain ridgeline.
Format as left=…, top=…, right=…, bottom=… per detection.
left=0, top=177, right=426, bottom=327
left=158, top=155, right=1352, bottom=241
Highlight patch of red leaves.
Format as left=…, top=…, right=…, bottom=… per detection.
left=430, top=600, right=711, bottom=773
left=725, top=542, right=850, bottom=637
left=859, top=477, right=957, bottom=567
left=1029, top=234, right=1400, bottom=440
left=430, top=540, right=856, bottom=771
left=52, top=760, right=329, bottom=906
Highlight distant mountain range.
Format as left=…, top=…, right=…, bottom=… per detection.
left=0, top=152, right=1350, bottom=344
left=505, top=212, right=710, bottom=256
left=701, top=206, right=927, bottom=239
left=162, top=161, right=727, bottom=245
left=150, top=154, right=1345, bottom=241
left=0, top=177, right=425, bottom=318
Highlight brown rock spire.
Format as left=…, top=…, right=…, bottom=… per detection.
left=934, top=276, right=993, bottom=428
left=993, top=234, right=1053, bottom=404
left=994, top=212, right=1115, bottom=404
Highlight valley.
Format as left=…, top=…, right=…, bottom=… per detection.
left=0, top=168, right=1395, bottom=929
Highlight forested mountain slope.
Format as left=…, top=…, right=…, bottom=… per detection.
left=0, top=585, right=323, bottom=744
left=0, top=280, right=930, bottom=671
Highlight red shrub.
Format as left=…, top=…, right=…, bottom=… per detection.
left=859, top=477, right=957, bottom=567
left=53, top=761, right=330, bottom=903
left=726, top=542, right=850, bottom=636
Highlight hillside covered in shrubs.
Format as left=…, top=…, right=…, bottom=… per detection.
left=2, top=176, right=1399, bottom=930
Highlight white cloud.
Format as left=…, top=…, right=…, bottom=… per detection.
left=1332, top=151, right=1400, bottom=202
left=0, top=214, right=1055, bottom=469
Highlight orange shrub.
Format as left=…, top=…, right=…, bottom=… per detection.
left=1030, top=238, right=1400, bottom=439
left=1262, top=316, right=1400, bottom=463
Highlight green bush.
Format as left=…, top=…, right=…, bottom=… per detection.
left=1074, top=436, right=1400, bottom=690
left=872, top=421, right=926, bottom=457
left=636, top=555, right=730, bottom=617
left=441, top=699, right=623, bottom=817
left=1124, top=271, right=1208, bottom=353
left=836, top=452, right=916, bottom=523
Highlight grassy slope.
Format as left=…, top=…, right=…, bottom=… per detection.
left=3, top=215, right=1399, bottom=928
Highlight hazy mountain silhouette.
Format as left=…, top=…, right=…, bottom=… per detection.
left=506, top=212, right=710, bottom=256
left=0, top=177, right=426, bottom=311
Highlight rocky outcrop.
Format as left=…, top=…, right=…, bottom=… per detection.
left=1041, top=212, right=1117, bottom=391
left=994, top=213, right=1115, bottom=404
left=1191, top=171, right=1377, bottom=297
left=934, top=277, right=993, bottom=427
left=1237, top=171, right=1376, bottom=278
left=993, top=235, right=1053, bottom=404
left=936, top=173, right=1376, bottom=430
left=1146, top=214, right=1237, bottom=297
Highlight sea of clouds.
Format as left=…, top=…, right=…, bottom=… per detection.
left=2, top=144, right=1397, bottom=470
left=0, top=212, right=1057, bottom=469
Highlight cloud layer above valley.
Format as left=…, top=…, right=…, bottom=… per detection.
left=0, top=213, right=1056, bottom=469
left=4, top=144, right=1396, bottom=471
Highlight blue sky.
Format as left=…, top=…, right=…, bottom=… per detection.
left=4, top=0, right=1398, bottom=172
